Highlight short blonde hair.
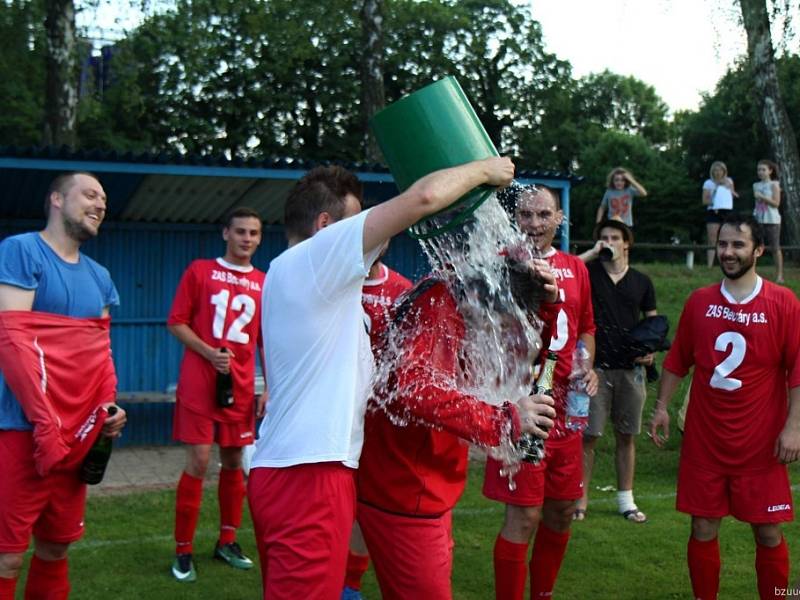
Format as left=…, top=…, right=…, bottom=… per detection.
left=709, top=161, right=728, bottom=180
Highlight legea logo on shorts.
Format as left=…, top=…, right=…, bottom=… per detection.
left=767, top=504, right=791, bottom=513
left=240, top=431, right=253, bottom=439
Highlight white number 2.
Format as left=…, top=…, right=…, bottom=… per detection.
left=709, top=331, right=746, bottom=391
left=210, top=290, right=256, bottom=344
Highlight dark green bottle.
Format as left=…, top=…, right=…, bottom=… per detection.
left=216, top=348, right=234, bottom=408
left=80, top=405, right=118, bottom=485
left=517, top=351, right=557, bottom=464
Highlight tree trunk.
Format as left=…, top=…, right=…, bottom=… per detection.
left=739, top=0, right=800, bottom=246
left=43, top=0, right=78, bottom=147
left=360, top=0, right=384, bottom=164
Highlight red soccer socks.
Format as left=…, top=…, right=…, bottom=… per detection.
left=529, top=525, right=570, bottom=599
left=24, top=555, right=69, bottom=600
left=218, top=467, right=245, bottom=545
left=175, top=471, right=204, bottom=555
left=493, top=535, right=528, bottom=600
left=344, top=551, right=370, bottom=591
left=687, top=536, right=720, bottom=600
left=756, top=536, right=789, bottom=599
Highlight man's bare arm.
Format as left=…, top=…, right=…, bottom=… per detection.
left=362, top=157, right=514, bottom=255
left=0, top=284, right=34, bottom=311
left=167, top=323, right=232, bottom=373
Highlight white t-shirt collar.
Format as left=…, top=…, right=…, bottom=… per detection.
left=216, top=257, right=254, bottom=273
left=720, top=275, right=762, bottom=305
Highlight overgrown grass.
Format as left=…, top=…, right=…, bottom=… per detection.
left=16, top=262, right=800, bottom=599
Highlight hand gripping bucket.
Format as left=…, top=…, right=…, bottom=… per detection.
left=370, top=76, right=499, bottom=240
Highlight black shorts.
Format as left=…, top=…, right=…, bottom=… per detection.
left=706, top=209, right=732, bottom=224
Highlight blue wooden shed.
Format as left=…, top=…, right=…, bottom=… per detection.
left=0, top=146, right=581, bottom=444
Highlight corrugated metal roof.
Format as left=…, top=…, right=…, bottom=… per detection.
left=0, top=146, right=583, bottom=225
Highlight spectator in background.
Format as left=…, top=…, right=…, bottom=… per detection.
left=595, top=167, right=647, bottom=228
left=576, top=220, right=658, bottom=524
left=702, top=161, right=738, bottom=268
left=753, top=159, right=784, bottom=284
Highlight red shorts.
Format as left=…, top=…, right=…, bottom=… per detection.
left=677, top=459, right=794, bottom=523
left=483, top=434, right=583, bottom=507
left=357, top=502, right=453, bottom=600
left=0, top=430, right=87, bottom=553
left=247, top=462, right=355, bottom=599
left=173, top=401, right=255, bottom=447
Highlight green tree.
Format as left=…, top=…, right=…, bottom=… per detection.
left=0, top=0, right=45, bottom=146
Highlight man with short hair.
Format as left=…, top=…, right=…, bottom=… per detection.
left=651, top=215, right=800, bottom=600
left=167, top=207, right=267, bottom=582
left=576, top=219, right=657, bottom=523
left=247, top=157, right=515, bottom=599
left=342, top=248, right=412, bottom=600
left=0, top=172, right=126, bottom=599
left=483, top=185, right=597, bottom=600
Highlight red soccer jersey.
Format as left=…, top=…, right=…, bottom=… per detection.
left=663, top=278, right=800, bottom=473
left=361, top=264, right=412, bottom=348
left=542, top=249, right=595, bottom=439
left=167, top=258, right=266, bottom=423
left=358, top=280, right=534, bottom=517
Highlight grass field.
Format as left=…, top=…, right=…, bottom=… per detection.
left=17, top=262, right=800, bottom=599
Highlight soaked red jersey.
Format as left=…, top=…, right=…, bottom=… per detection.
left=0, top=311, right=116, bottom=476
left=358, top=280, right=532, bottom=517
left=542, top=249, right=595, bottom=439
left=168, top=258, right=265, bottom=423
left=361, top=264, right=412, bottom=348
left=664, top=278, right=800, bottom=473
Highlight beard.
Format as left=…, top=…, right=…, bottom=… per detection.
left=62, top=213, right=96, bottom=242
left=719, top=252, right=756, bottom=280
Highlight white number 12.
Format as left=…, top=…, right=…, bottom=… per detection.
left=210, top=290, right=256, bottom=344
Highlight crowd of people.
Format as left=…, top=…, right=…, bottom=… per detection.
left=0, top=158, right=796, bottom=600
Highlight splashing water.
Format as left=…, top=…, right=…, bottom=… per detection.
left=372, top=185, right=548, bottom=484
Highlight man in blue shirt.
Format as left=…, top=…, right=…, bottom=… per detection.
left=0, top=172, right=127, bottom=599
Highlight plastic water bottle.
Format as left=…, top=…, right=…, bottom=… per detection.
left=565, top=341, right=591, bottom=432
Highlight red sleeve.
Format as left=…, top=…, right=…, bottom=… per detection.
left=662, top=294, right=696, bottom=377
left=575, top=260, right=596, bottom=337
left=167, top=262, right=198, bottom=326
left=783, top=292, right=800, bottom=389
left=387, top=286, right=519, bottom=447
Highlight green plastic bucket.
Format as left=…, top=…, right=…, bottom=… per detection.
left=370, top=76, right=499, bottom=240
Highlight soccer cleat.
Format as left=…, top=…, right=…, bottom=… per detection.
left=341, top=586, right=365, bottom=600
left=213, top=541, right=254, bottom=570
left=171, top=553, right=197, bottom=582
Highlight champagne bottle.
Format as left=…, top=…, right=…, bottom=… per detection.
left=518, top=351, right=558, bottom=464
left=216, top=348, right=234, bottom=408
left=80, top=406, right=118, bottom=485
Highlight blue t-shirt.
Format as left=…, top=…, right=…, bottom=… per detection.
left=0, top=232, right=119, bottom=430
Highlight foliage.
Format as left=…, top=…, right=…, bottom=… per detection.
left=0, top=0, right=46, bottom=145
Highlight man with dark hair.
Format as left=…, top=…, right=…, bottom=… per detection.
left=167, top=206, right=266, bottom=582
left=0, top=172, right=126, bottom=599
left=247, top=157, right=515, bottom=599
left=576, top=219, right=658, bottom=523
left=483, top=185, right=597, bottom=600
left=651, top=215, right=800, bottom=599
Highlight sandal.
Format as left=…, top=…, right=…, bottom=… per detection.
left=621, top=508, right=647, bottom=523
left=573, top=508, right=586, bottom=521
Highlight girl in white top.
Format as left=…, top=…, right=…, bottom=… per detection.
left=753, top=159, right=783, bottom=283
left=702, top=161, right=738, bottom=267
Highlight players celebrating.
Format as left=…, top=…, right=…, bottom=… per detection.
left=651, top=215, right=800, bottom=600
left=167, top=207, right=266, bottom=583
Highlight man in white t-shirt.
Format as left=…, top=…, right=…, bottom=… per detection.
left=247, top=158, right=556, bottom=599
